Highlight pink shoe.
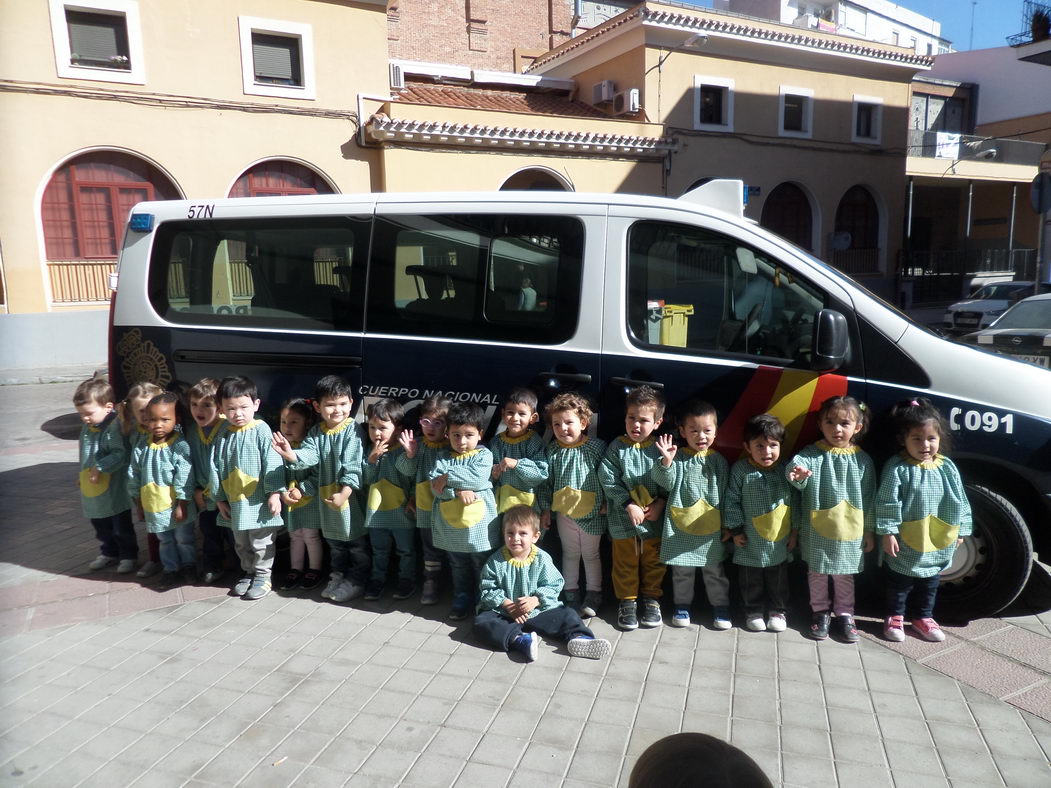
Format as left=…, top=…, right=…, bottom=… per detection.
left=883, top=615, right=905, bottom=642
left=912, top=617, right=945, bottom=642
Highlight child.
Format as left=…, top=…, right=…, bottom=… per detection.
left=429, top=402, right=499, bottom=620
left=490, top=387, right=549, bottom=519
left=788, top=395, right=876, bottom=642
left=186, top=378, right=233, bottom=584
left=726, top=414, right=799, bottom=633
left=127, top=392, right=198, bottom=585
left=273, top=375, right=368, bottom=603
left=474, top=505, right=612, bottom=662
left=876, top=398, right=972, bottom=643
left=600, top=386, right=666, bottom=629
left=541, top=393, right=607, bottom=619
left=653, top=399, right=731, bottom=630
left=74, top=377, right=137, bottom=573
left=210, top=376, right=286, bottom=601
left=277, top=399, right=324, bottom=591
left=362, top=398, right=416, bottom=601
left=397, top=394, right=451, bottom=605
left=118, top=381, right=164, bottom=578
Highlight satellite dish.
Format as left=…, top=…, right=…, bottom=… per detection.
left=830, top=231, right=852, bottom=251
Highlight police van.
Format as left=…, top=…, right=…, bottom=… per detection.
left=110, top=183, right=1051, bottom=618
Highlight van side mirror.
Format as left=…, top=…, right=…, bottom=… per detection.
left=812, top=309, right=849, bottom=371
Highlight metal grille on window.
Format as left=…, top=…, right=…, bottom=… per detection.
left=66, top=10, right=130, bottom=69
left=252, top=33, right=302, bottom=86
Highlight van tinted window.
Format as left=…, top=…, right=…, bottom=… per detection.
left=147, top=217, right=368, bottom=331
left=367, top=214, right=583, bottom=344
left=627, top=221, right=824, bottom=365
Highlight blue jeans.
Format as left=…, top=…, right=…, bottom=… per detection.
left=157, top=522, right=196, bottom=572
left=91, top=510, right=137, bottom=560
left=885, top=569, right=940, bottom=619
left=448, top=550, right=490, bottom=599
left=328, top=536, right=370, bottom=584
left=420, top=527, right=445, bottom=576
left=370, top=527, right=417, bottom=584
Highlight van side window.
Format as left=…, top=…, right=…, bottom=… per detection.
left=147, top=218, right=368, bottom=331
left=368, top=214, right=583, bottom=344
left=627, top=221, right=824, bottom=365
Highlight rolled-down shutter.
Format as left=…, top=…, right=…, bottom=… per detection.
left=252, top=33, right=301, bottom=85
left=67, top=10, right=129, bottom=65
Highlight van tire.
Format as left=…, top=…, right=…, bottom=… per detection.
left=936, top=485, right=1032, bottom=620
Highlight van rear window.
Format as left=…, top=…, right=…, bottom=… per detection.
left=148, top=217, right=368, bottom=332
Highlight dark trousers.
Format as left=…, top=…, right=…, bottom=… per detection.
left=420, top=527, right=445, bottom=577
left=91, top=510, right=137, bottom=560
left=199, top=509, right=233, bottom=571
left=739, top=563, right=789, bottom=616
left=448, top=550, right=489, bottom=598
left=885, top=569, right=940, bottom=619
left=328, top=536, right=370, bottom=584
left=473, top=607, right=594, bottom=651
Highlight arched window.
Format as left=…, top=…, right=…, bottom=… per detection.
left=833, top=185, right=880, bottom=274
left=499, top=168, right=571, bottom=191
left=229, top=160, right=335, bottom=197
left=760, top=182, right=813, bottom=251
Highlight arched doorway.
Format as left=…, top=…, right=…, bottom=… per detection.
left=41, top=150, right=181, bottom=303
left=229, top=159, right=336, bottom=197
left=833, top=185, right=880, bottom=274
left=760, top=182, right=814, bottom=251
left=499, top=168, right=572, bottom=191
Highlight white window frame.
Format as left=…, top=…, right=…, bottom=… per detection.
left=48, top=0, right=145, bottom=85
left=852, top=94, right=883, bottom=144
left=238, top=16, right=316, bottom=100
left=693, top=76, right=735, bottom=132
left=779, top=86, right=814, bottom=139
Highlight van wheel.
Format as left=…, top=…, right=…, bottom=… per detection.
left=936, top=485, right=1032, bottom=620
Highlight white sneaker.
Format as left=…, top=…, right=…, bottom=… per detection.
left=89, top=555, right=117, bottom=571
left=116, top=559, right=137, bottom=574
left=767, top=613, right=787, bottom=633
left=567, top=636, right=612, bottom=659
left=321, top=572, right=344, bottom=600
left=745, top=615, right=767, bottom=632
left=136, top=560, right=161, bottom=578
left=330, top=578, right=363, bottom=603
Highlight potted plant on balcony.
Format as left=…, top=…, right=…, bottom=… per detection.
left=1032, top=9, right=1051, bottom=42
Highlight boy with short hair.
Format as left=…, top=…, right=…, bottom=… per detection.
left=74, top=377, right=138, bottom=573
left=429, top=402, right=499, bottom=620
left=653, top=399, right=731, bottom=629
left=726, top=414, right=799, bottom=633
left=474, top=505, right=612, bottom=662
left=600, top=385, right=667, bottom=630
left=186, top=377, right=233, bottom=583
left=209, top=376, right=285, bottom=600
left=273, top=375, right=369, bottom=604
left=489, top=387, right=549, bottom=518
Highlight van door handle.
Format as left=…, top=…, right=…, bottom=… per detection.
left=540, top=371, right=593, bottom=385
left=609, top=377, right=664, bottom=389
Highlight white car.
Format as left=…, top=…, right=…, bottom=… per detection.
left=944, top=281, right=1034, bottom=333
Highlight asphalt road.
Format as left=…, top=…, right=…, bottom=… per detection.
left=0, top=381, right=82, bottom=452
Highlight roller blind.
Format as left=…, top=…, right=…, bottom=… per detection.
left=252, top=33, right=301, bottom=85
left=67, top=10, right=129, bottom=66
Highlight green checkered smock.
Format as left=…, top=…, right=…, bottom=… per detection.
left=876, top=453, right=972, bottom=578
left=363, top=445, right=414, bottom=530
left=128, top=435, right=198, bottom=533
left=285, top=441, right=321, bottom=533
left=653, top=448, right=728, bottom=567
left=396, top=437, right=447, bottom=530
left=430, top=447, right=499, bottom=553
left=287, top=419, right=365, bottom=541
left=186, top=421, right=224, bottom=513
left=489, top=430, right=549, bottom=514
left=726, top=459, right=800, bottom=568
left=539, top=437, right=607, bottom=536
left=600, top=437, right=665, bottom=540
left=209, top=420, right=285, bottom=532
left=78, top=413, right=131, bottom=519
left=477, top=545, right=565, bottom=618
left=788, top=441, right=876, bottom=575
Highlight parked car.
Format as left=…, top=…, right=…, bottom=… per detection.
left=961, top=292, right=1051, bottom=370
left=944, top=281, right=1034, bottom=333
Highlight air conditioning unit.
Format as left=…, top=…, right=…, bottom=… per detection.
left=611, top=88, right=640, bottom=116
left=593, top=80, right=616, bottom=104
left=390, top=63, right=405, bottom=90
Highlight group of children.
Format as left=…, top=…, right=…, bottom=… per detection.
left=76, top=371, right=971, bottom=663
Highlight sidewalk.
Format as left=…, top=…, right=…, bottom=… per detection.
left=2, top=432, right=1051, bottom=785
left=0, top=363, right=106, bottom=387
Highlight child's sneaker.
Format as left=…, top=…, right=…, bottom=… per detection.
left=567, top=636, right=612, bottom=659
left=617, top=599, right=639, bottom=631
left=116, top=559, right=137, bottom=574
left=300, top=569, right=323, bottom=590
left=392, top=578, right=416, bottom=600
left=712, top=607, right=733, bottom=630
left=913, top=617, right=946, bottom=642
left=278, top=569, right=302, bottom=590
left=201, top=567, right=223, bottom=584
left=321, top=572, right=344, bottom=599
left=136, top=560, right=161, bottom=578
left=233, top=575, right=253, bottom=596
left=420, top=577, right=439, bottom=605
left=181, top=566, right=198, bottom=585
left=363, top=580, right=385, bottom=601
left=808, top=610, right=831, bottom=640
left=670, top=606, right=691, bottom=628
left=838, top=613, right=860, bottom=643
left=157, top=570, right=181, bottom=588
left=883, top=615, right=905, bottom=642
left=745, top=615, right=766, bottom=632
left=639, top=597, right=662, bottom=628
left=243, top=576, right=271, bottom=601
left=512, top=632, right=538, bottom=662
left=767, top=613, right=787, bottom=633
left=89, top=554, right=118, bottom=571
left=449, top=592, right=472, bottom=620
left=331, top=578, right=363, bottom=603
left=563, top=589, right=581, bottom=612
left=580, top=591, right=602, bottom=618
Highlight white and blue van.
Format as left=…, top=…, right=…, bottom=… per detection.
left=110, top=183, right=1050, bottom=618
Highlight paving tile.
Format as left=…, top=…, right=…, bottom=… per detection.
left=994, top=755, right=1051, bottom=786
left=980, top=725, right=1048, bottom=764
left=240, top=757, right=310, bottom=788
left=1006, top=682, right=1051, bottom=721
left=515, top=740, right=574, bottom=776
left=837, top=761, right=894, bottom=786
left=471, top=733, right=529, bottom=767
left=782, top=751, right=837, bottom=787
left=831, top=730, right=887, bottom=766
left=924, top=647, right=1045, bottom=700
left=779, top=700, right=829, bottom=731
left=290, top=763, right=353, bottom=788
left=883, top=740, right=945, bottom=778
left=729, top=718, right=779, bottom=752
left=781, top=725, right=832, bottom=759
left=454, top=761, right=512, bottom=788
left=936, top=745, right=1004, bottom=784
left=565, top=747, right=624, bottom=786
left=152, top=740, right=223, bottom=777
left=919, top=697, right=974, bottom=725
left=877, top=713, right=935, bottom=745
left=401, top=752, right=465, bottom=787
left=311, top=736, right=374, bottom=773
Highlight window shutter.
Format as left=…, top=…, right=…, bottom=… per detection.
left=252, top=33, right=301, bottom=84
left=67, top=11, right=129, bottom=64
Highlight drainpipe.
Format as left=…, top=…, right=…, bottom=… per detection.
left=906, top=176, right=914, bottom=241
left=1008, top=183, right=1017, bottom=275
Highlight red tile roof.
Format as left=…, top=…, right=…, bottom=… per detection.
left=393, top=81, right=611, bottom=119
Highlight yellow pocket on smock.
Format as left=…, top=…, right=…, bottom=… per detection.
left=498, top=485, right=535, bottom=513
left=810, top=499, right=863, bottom=541
left=670, top=498, right=721, bottom=535
left=752, top=503, right=791, bottom=543
left=290, top=495, right=314, bottom=511
left=141, top=481, right=176, bottom=513
left=416, top=480, right=435, bottom=512
left=320, top=482, right=349, bottom=511
left=222, top=468, right=259, bottom=502
left=552, top=487, right=596, bottom=521
left=630, top=485, right=655, bottom=507
left=78, top=468, right=110, bottom=498
left=368, top=478, right=407, bottom=512
left=439, top=498, right=487, bottom=529
left=900, top=515, right=959, bottom=553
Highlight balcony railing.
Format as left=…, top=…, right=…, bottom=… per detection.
left=47, top=261, right=115, bottom=304
left=831, top=249, right=879, bottom=275
left=897, top=248, right=1037, bottom=303
left=907, top=129, right=1046, bottom=167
